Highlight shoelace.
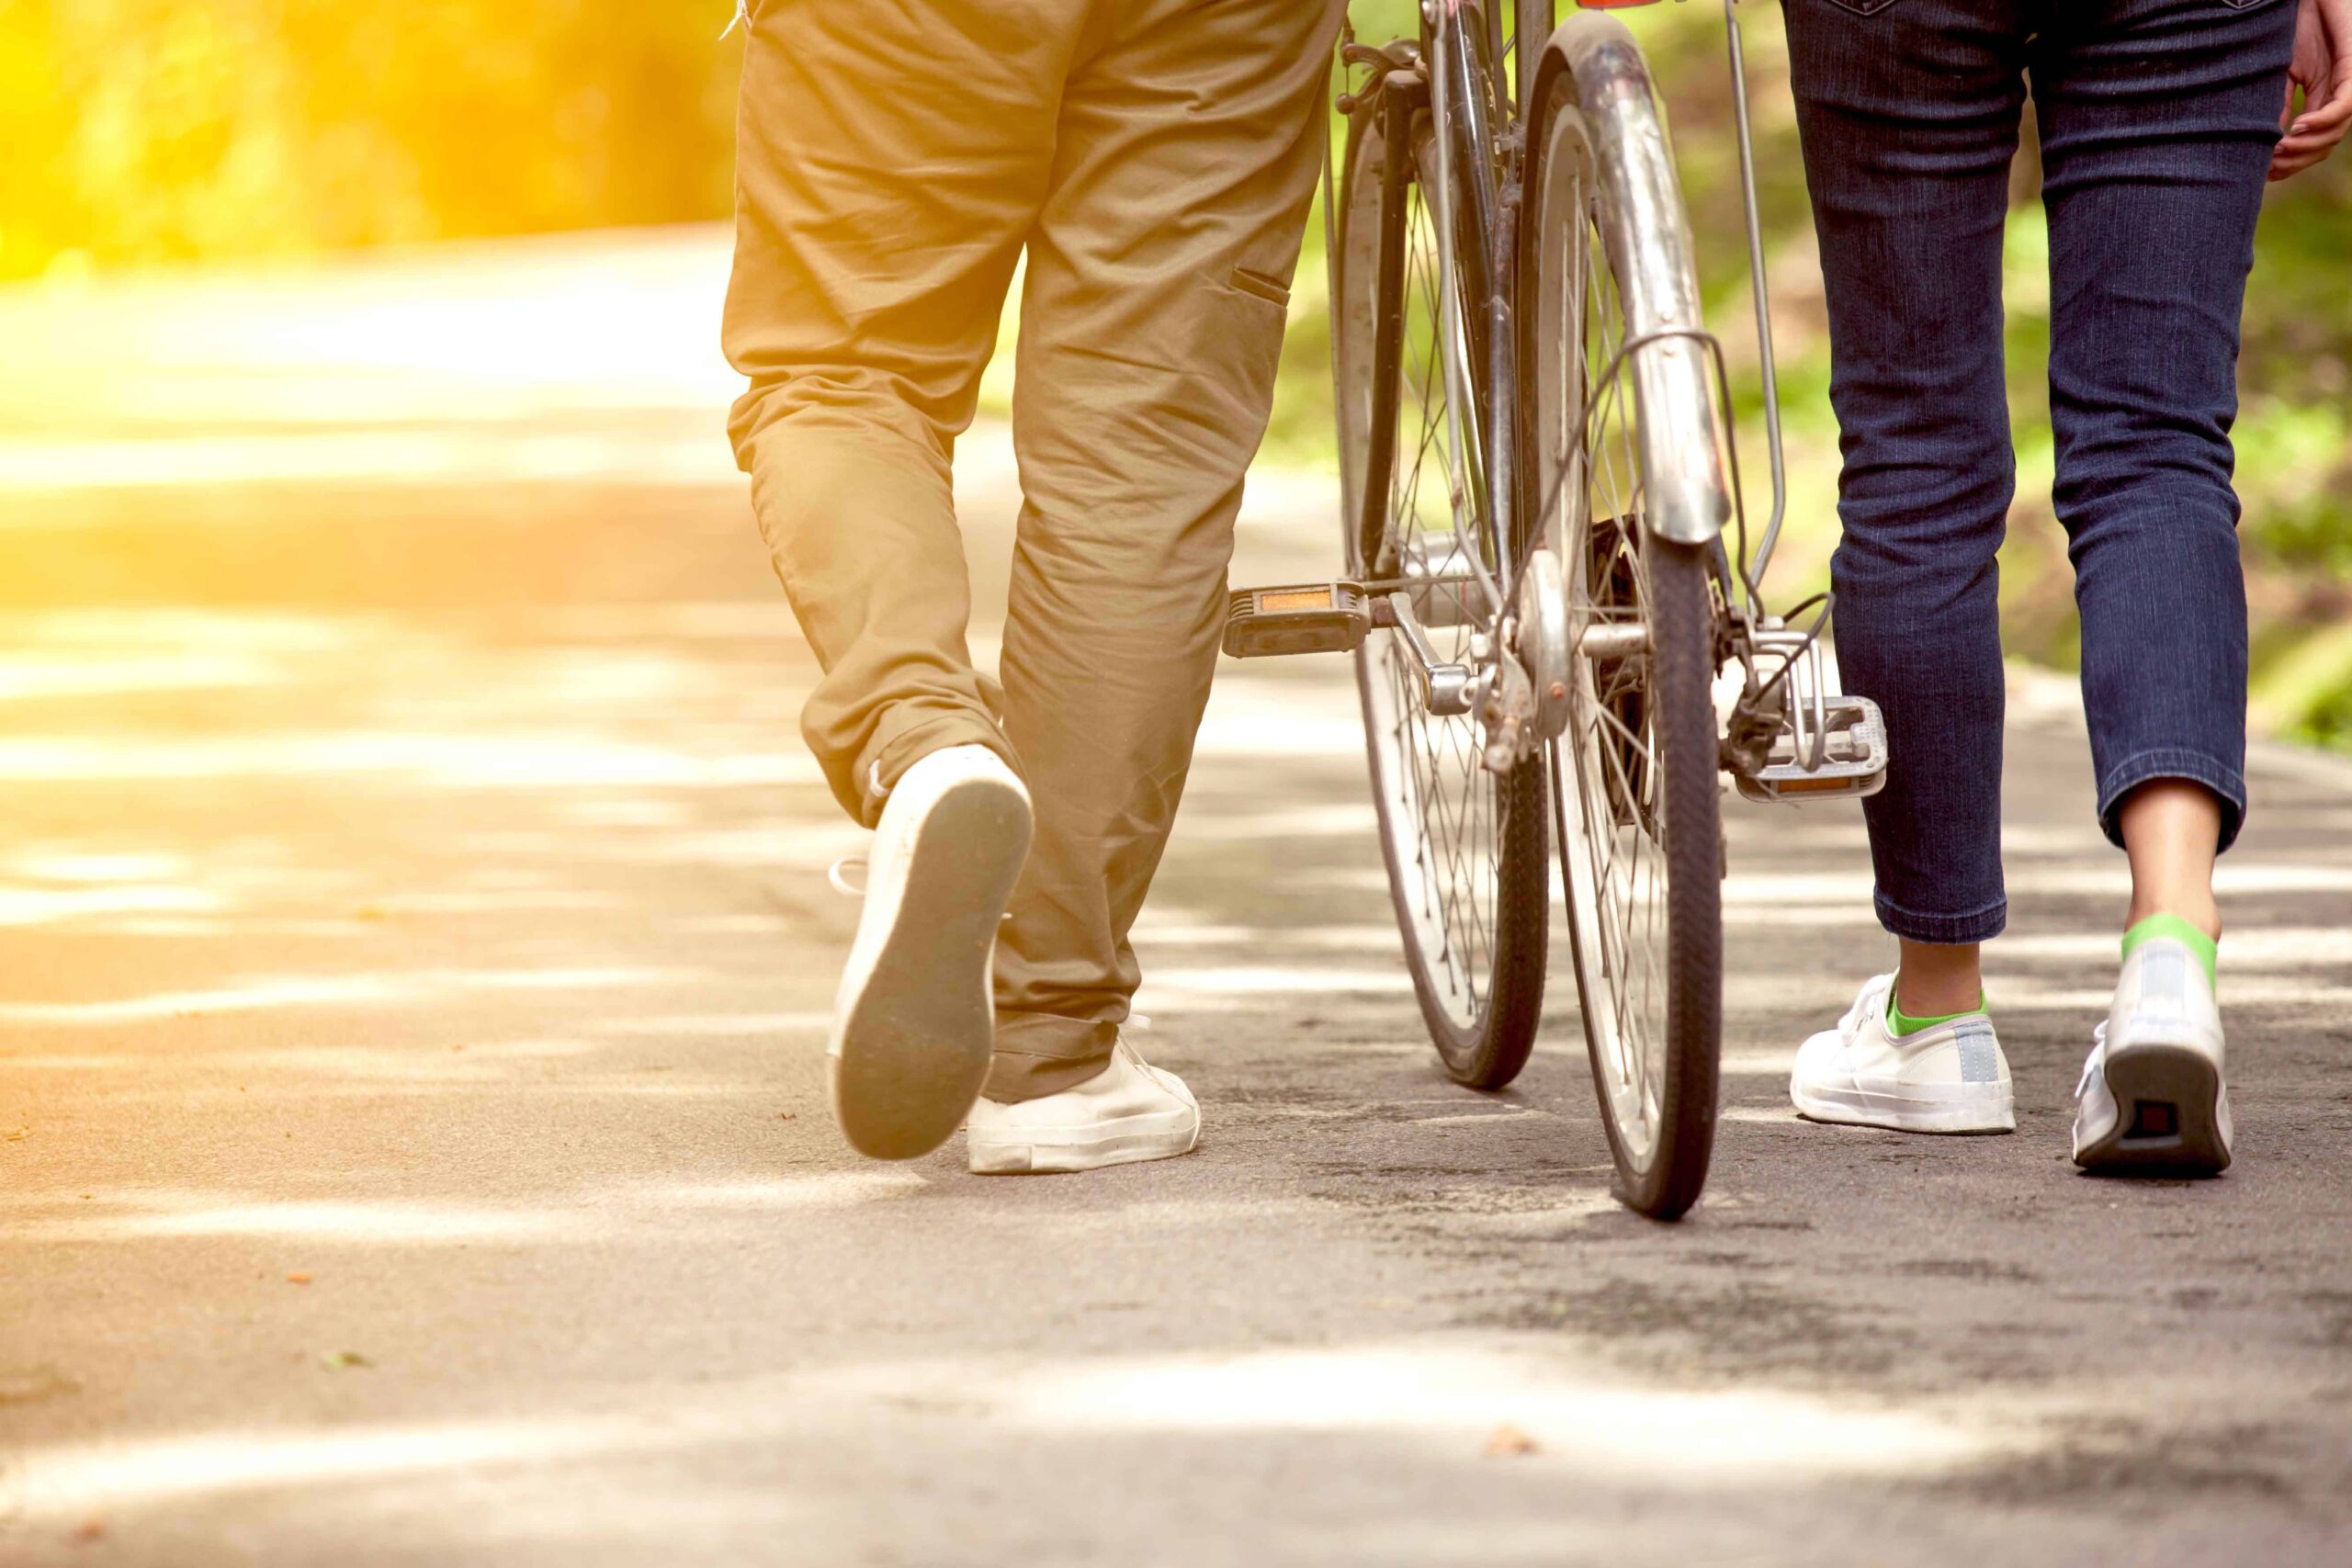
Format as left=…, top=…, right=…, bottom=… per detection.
left=1841, top=975, right=1893, bottom=1037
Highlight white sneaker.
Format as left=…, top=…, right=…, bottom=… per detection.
left=1791, top=973, right=2014, bottom=1134
left=829, top=745, right=1031, bottom=1161
left=2074, top=936, right=2231, bottom=1174
left=967, top=1036, right=1201, bottom=1174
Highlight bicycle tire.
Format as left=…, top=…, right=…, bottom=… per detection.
left=1332, top=92, right=1547, bottom=1092
left=1521, top=25, right=1724, bottom=1219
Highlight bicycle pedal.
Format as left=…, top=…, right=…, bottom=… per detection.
left=1736, top=694, right=1890, bottom=804
left=1222, top=582, right=1371, bottom=659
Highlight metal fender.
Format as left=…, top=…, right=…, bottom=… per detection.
left=1529, top=15, right=1733, bottom=547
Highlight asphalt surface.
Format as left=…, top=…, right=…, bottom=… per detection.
left=3, top=231, right=2348, bottom=1565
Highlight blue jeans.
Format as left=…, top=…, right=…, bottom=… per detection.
left=1781, top=0, right=2297, bottom=944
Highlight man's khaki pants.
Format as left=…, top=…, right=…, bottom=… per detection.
left=725, top=0, right=1344, bottom=1101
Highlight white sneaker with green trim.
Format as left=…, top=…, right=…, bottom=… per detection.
left=2074, top=935, right=2231, bottom=1174
left=1791, top=973, right=2014, bottom=1134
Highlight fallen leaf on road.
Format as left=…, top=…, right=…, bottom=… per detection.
left=285, top=1271, right=313, bottom=1285
left=1484, top=1423, right=1538, bottom=1458
left=320, top=1350, right=374, bottom=1370
left=72, top=1517, right=107, bottom=1543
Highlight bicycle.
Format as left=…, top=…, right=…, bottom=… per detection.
left=1223, top=0, right=1889, bottom=1220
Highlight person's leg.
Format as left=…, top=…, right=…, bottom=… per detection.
left=1784, top=0, right=2024, bottom=974
left=2030, top=0, right=2297, bottom=889
left=2030, top=0, right=2297, bottom=1173
left=724, top=0, right=1081, bottom=825
left=724, top=0, right=1084, bottom=1160
left=1780, top=0, right=2023, bottom=1134
left=2121, top=781, right=2224, bottom=939
left=980, top=0, right=1347, bottom=1104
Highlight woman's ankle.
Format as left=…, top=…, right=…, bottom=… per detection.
left=2119, top=781, right=2223, bottom=943
left=2125, top=896, right=2221, bottom=943
left=1894, top=940, right=1983, bottom=1017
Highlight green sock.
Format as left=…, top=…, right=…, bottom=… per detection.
left=2122, top=912, right=2218, bottom=989
left=1886, top=980, right=1986, bottom=1038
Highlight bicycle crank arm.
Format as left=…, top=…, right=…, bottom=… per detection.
left=1385, top=590, right=1478, bottom=716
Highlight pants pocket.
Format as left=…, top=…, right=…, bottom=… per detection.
left=1227, top=265, right=1292, bottom=309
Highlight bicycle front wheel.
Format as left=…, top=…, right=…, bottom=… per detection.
left=1332, top=93, right=1547, bottom=1091
left=1521, top=23, right=1727, bottom=1219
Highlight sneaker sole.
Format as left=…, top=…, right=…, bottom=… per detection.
left=1792, top=1078, right=2015, bottom=1135
left=2075, top=1042, right=2230, bottom=1176
left=831, top=775, right=1031, bottom=1161
left=968, top=1109, right=1202, bottom=1175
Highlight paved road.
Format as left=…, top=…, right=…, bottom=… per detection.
left=3, top=232, right=2348, bottom=1565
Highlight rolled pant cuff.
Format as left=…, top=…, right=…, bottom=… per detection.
left=987, top=1011, right=1120, bottom=1104
left=2095, top=749, right=2247, bottom=854
left=1874, top=890, right=2007, bottom=946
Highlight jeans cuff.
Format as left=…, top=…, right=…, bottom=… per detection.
left=1873, top=889, right=2007, bottom=946
left=2094, top=749, right=2247, bottom=854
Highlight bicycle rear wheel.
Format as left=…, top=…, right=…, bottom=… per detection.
left=1332, top=94, right=1547, bottom=1091
left=1521, top=26, right=1726, bottom=1219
